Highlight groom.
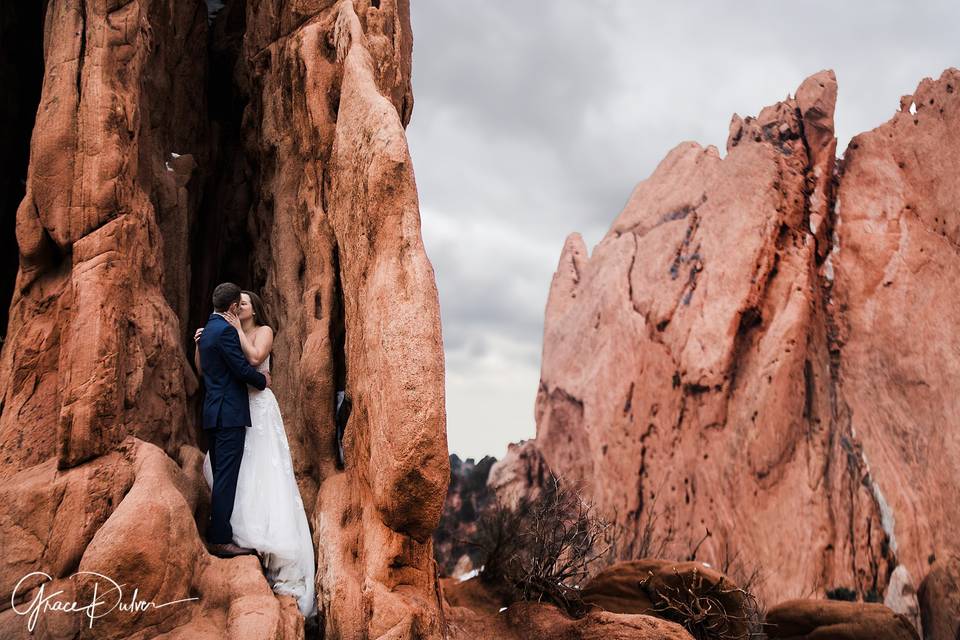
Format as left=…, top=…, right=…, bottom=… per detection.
left=198, top=282, right=270, bottom=558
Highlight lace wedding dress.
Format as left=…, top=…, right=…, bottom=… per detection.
left=203, top=354, right=317, bottom=619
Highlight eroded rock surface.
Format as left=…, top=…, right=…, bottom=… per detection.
left=509, top=68, right=960, bottom=623
left=831, top=69, right=960, bottom=595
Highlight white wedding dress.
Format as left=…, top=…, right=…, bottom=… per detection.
left=202, top=354, right=317, bottom=619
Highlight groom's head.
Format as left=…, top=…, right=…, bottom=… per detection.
left=212, top=282, right=242, bottom=313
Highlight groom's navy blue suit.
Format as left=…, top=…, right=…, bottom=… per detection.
left=198, top=312, right=267, bottom=544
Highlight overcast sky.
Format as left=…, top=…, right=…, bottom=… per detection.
left=405, top=1, right=958, bottom=461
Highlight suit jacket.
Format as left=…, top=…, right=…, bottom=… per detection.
left=199, top=313, right=267, bottom=430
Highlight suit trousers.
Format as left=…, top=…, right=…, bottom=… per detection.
left=207, top=424, right=246, bottom=544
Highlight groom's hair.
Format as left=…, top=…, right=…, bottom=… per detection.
left=212, top=282, right=242, bottom=312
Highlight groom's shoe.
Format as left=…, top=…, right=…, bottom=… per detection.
left=205, top=541, right=257, bottom=558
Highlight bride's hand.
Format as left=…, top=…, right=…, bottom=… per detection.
left=224, top=312, right=242, bottom=331
left=194, top=327, right=204, bottom=343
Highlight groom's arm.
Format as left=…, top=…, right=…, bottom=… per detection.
left=218, top=327, right=267, bottom=390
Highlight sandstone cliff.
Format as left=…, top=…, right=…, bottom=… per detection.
left=499, top=69, right=960, bottom=620
left=0, top=1, right=448, bottom=638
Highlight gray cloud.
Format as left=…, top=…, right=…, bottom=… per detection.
left=407, top=0, right=959, bottom=459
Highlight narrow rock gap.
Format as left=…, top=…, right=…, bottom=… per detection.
left=187, top=0, right=256, bottom=346
left=186, top=0, right=268, bottom=444
left=797, top=107, right=877, bottom=591
left=802, top=358, right=815, bottom=422
left=0, top=1, right=46, bottom=343
left=76, top=2, right=87, bottom=102
left=330, top=240, right=347, bottom=396
left=812, top=119, right=899, bottom=594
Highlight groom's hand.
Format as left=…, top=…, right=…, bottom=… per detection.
left=264, top=372, right=272, bottom=388
left=224, top=312, right=242, bottom=331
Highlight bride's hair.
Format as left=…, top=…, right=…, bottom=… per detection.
left=243, top=290, right=275, bottom=332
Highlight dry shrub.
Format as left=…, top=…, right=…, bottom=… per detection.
left=470, top=473, right=768, bottom=639
left=644, top=566, right=767, bottom=640
left=716, top=537, right=766, bottom=614
left=470, top=474, right=613, bottom=616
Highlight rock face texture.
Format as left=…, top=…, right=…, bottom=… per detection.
left=883, top=564, right=922, bottom=634
left=0, top=0, right=448, bottom=638
left=510, top=68, right=960, bottom=615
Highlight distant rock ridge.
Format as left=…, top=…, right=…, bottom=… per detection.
left=433, top=454, right=497, bottom=577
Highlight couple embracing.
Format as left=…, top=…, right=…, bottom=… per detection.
left=193, top=282, right=350, bottom=620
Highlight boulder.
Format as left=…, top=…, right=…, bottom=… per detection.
left=918, top=556, right=960, bottom=640
left=582, top=560, right=755, bottom=637
left=765, top=598, right=920, bottom=640
left=445, top=599, right=695, bottom=640
left=0, top=438, right=303, bottom=640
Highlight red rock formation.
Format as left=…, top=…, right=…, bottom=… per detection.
left=505, top=68, right=960, bottom=616
left=0, top=0, right=448, bottom=638
left=1, top=0, right=207, bottom=474
left=486, top=439, right=550, bottom=509
left=238, top=2, right=449, bottom=636
left=831, top=69, right=960, bottom=595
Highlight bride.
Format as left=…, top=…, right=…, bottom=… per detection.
left=194, top=290, right=317, bottom=620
